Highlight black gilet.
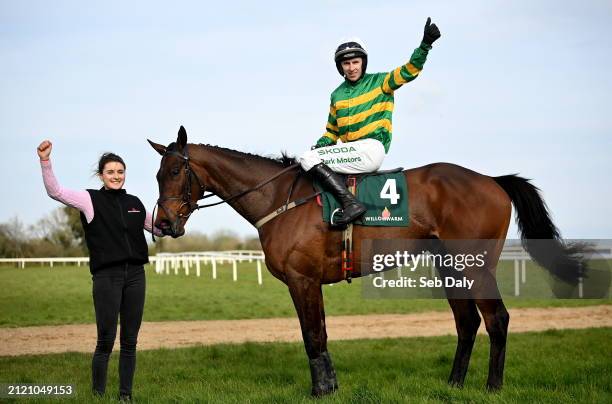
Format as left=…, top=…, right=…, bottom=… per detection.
left=80, top=188, right=149, bottom=273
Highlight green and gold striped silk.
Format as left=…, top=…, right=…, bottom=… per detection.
left=316, top=43, right=430, bottom=153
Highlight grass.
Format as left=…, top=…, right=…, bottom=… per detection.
left=0, top=328, right=610, bottom=403
left=0, top=262, right=609, bottom=327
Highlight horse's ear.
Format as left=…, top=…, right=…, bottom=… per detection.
left=147, top=139, right=167, bottom=156
left=177, top=126, right=187, bottom=149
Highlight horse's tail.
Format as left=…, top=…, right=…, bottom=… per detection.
left=493, top=174, right=583, bottom=284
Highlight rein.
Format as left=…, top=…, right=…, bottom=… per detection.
left=153, top=144, right=303, bottom=238
left=195, top=163, right=301, bottom=209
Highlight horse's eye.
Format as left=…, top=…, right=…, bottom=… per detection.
left=171, top=168, right=180, bottom=176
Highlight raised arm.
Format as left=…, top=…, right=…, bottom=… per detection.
left=381, top=17, right=441, bottom=94
left=38, top=140, right=95, bottom=223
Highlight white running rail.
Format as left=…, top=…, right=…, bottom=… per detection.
left=1, top=245, right=610, bottom=292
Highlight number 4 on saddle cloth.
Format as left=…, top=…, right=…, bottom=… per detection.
left=315, top=168, right=409, bottom=227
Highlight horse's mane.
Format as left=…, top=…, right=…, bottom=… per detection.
left=166, top=141, right=297, bottom=167
left=197, top=143, right=297, bottom=167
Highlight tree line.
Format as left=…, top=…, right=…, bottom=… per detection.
left=0, top=207, right=261, bottom=258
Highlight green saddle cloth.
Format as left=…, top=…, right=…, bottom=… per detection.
left=315, top=172, right=409, bottom=226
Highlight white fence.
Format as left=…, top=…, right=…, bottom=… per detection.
left=0, top=250, right=267, bottom=284
left=1, top=245, right=610, bottom=292
left=153, top=251, right=266, bottom=284
left=499, top=245, right=612, bottom=297
left=0, top=256, right=90, bottom=268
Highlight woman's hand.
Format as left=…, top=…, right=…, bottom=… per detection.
left=37, top=140, right=52, bottom=161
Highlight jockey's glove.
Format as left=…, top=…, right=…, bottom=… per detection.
left=422, top=17, right=441, bottom=46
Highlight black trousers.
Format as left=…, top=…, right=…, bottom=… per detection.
left=91, top=264, right=146, bottom=396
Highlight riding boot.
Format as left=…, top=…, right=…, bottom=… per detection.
left=309, top=163, right=366, bottom=226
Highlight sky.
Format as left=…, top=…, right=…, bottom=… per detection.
left=1, top=0, right=611, bottom=240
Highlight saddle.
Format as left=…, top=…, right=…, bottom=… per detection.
left=315, top=167, right=409, bottom=227
left=254, top=166, right=408, bottom=283
left=327, top=167, right=407, bottom=283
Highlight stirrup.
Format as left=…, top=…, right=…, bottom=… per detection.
left=330, top=208, right=343, bottom=227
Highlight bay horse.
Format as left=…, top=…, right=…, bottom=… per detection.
left=148, top=126, right=581, bottom=396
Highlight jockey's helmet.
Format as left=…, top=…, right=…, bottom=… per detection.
left=334, top=40, right=368, bottom=78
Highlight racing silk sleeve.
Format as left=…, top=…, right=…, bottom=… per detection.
left=381, top=42, right=431, bottom=94
left=41, top=159, right=95, bottom=223
left=315, top=103, right=340, bottom=148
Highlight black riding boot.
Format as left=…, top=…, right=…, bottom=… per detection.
left=309, top=163, right=366, bottom=226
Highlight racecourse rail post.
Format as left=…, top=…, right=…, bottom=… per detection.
left=514, top=259, right=520, bottom=296
left=257, top=260, right=262, bottom=285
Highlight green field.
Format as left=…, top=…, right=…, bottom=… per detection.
left=1, top=263, right=610, bottom=403
left=0, top=263, right=609, bottom=327
left=1, top=328, right=610, bottom=403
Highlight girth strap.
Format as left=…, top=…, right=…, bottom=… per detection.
left=342, top=176, right=357, bottom=283
left=254, top=191, right=321, bottom=229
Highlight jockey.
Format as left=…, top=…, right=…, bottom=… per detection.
left=299, top=18, right=441, bottom=227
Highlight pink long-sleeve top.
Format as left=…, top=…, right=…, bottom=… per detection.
left=40, top=159, right=162, bottom=236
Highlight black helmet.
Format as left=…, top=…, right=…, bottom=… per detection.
left=334, top=41, right=368, bottom=79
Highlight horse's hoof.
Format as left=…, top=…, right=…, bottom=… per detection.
left=448, top=379, right=464, bottom=388
left=309, top=354, right=338, bottom=397
left=311, top=383, right=337, bottom=397
left=486, top=383, right=503, bottom=392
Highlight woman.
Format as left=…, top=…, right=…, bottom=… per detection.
left=37, top=140, right=161, bottom=401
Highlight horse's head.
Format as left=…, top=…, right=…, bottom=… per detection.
left=148, top=126, right=205, bottom=238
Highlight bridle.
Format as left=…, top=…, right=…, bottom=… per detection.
left=153, top=144, right=300, bottom=238
left=154, top=144, right=206, bottom=235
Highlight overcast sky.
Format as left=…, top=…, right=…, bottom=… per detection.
left=1, top=0, right=610, bottom=239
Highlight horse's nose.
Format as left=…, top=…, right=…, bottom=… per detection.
left=156, top=220, right=172, bottom=235
left=163, top=220, right=184, bottom=238
left=171, top=228, right=185, bottom=238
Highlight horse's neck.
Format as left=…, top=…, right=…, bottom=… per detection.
left=192, top=146, right=290, bottom=224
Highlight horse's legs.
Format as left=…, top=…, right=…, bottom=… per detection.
left=430, top=240, right=482, bottom=387
left=447, top=298, right=481, bottom=387
left=439, top=238, right=509, bottom=390
left=475, top=297, right=510, bottom=390
left=287, top=275, right=337, bottom=396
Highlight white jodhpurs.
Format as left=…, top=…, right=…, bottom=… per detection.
left=298, top=138, right=386, bottom=174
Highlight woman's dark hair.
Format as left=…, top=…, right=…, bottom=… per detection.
left=97, top=152, right=126, bottom=174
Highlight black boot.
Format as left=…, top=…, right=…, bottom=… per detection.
left=309, top=163, right=366, bottom=226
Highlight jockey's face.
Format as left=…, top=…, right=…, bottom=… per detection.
left=99, top=162, right=126, bottom=190
left=341, top=57, right=363, bottom=82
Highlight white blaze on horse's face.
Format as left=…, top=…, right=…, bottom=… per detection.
left=99, top=162, right=126, bottom=190
left=341, top=57, right=363, bottom=82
